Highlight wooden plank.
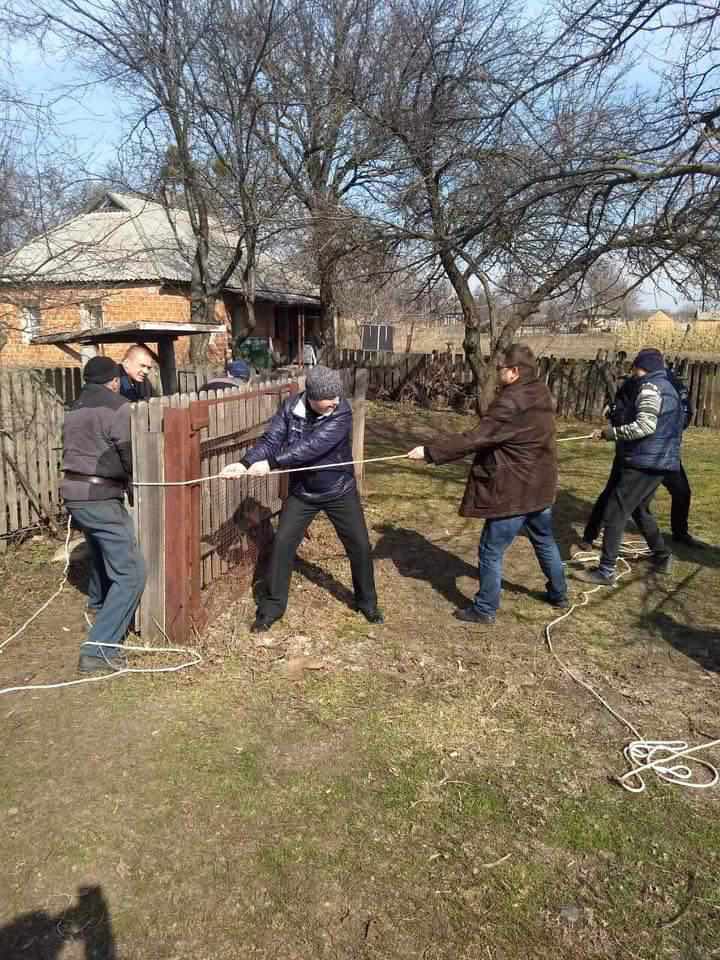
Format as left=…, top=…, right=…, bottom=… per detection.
left=22, top=373, right=43, bottom=521
left=164, top=403, right=193, bottom=645
left=707, top=363, right=720, bottom=428
left=206, top=390, right=221, bottom=583
left=34, top=375, right=52, bottom=516
left=134, top=397, right=166, bottom=642
left=198, top=390, right=212, bottom=589
left=353, top=369, right=369, bottom=495
left=0, top=374, right=8, bottom=551
left=11, top=373, right=30, bottom=529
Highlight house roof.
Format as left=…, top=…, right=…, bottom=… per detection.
left=2, top=192, right=319, bottom=304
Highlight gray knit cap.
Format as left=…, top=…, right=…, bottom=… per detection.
left=305, top=365, right=343, bottom=401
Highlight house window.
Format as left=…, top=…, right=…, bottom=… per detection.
left=21, top=304, right=41, bottom=343
left=80, top=301, right=104, bottom=328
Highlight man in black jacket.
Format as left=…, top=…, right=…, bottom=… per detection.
left=221, top=365, right=382, bottom=632
left=575, top=348, right=684, bottom=585
left=61, top=357, right=146, bottom=672
left=573, top=363, right=701, bottom=554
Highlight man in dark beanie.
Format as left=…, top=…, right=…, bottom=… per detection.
left=61, top=356, right=146, bottom=671
left=407, top=344, right=568, bottom=624
left=575, top=347, right=684, bottom=585
left=221, top=365, right=382, bottom=631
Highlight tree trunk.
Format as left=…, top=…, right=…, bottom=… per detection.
left=230, top=297, right=257, bottom=356
left=319, top=271, right=337, bottom=347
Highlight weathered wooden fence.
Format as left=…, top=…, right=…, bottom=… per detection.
left=326, top=348, right=720, bottom=428
left=0, top=369, right=68, bottom=549
left=131, top=377, right=302, bottom=644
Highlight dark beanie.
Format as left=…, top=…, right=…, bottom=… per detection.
left=84, top=357, right=122, bottom=384
left=305, top=365, right=343, bottom=401
left=632, top=348, right=664, bottom=374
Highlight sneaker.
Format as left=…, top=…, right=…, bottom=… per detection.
left=358, top=607, right=384, bottom=624
left=569, top=541, right=593, bottom=559
left=651, top=555, right=673, bottom=575
left=574, top=567, right=615, bottom=586
left=78, top=653, right=127, bottom=674
left=672, top=533, right=704, bottom=549
left=453, top=607, right=495, bottom=625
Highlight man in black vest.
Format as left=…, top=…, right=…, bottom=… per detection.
left=573, top=364, right=701, bottom=553
left=61, top=357, right=146, bottom=672
left=575, top=348, right=684, bottom=585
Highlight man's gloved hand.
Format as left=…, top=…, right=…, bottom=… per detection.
left=248, top=459, right=271, bottom=476
left=220, top=462, right=248, bottom=479
left=407, top=446, right=426, bottom=460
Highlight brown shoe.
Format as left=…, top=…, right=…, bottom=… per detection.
left=569, top=541, right=593, bottom=559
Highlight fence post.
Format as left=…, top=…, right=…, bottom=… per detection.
left=352, top=368, right=369, bottom=495
left=164, top=405, right=195, bottom=645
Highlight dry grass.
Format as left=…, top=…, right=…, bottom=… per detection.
left=1, top=404, right=719, bottom=959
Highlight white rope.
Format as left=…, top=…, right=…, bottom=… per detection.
left=133, top=437, right=596, bottom=488
left=132, top=453, right=411, bottom=487
left=547, top=541, right=720, bottom=792
left=0, top=520, right=202, bottom=697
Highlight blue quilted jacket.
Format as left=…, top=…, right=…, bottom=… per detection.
left=242, top=393, right=355, bottom=503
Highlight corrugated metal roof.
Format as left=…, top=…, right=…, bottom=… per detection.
left=2, top=192, right=319, bottom=301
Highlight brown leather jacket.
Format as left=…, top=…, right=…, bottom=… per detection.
left=425, top=371, right=558, bottom=519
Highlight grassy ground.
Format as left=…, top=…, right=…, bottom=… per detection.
left=1, top=402, right=719, bottom=959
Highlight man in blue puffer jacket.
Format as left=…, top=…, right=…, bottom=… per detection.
left=221, top=366, right=383, bottom=632
left=576, top=348, right=684, bottom=585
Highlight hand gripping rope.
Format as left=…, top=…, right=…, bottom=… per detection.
left=550, top=543, right=720, bottom=793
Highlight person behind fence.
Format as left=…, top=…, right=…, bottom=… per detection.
left=119, top=344, right=156, bottom=401
left=572, top=360, right=702, bottom=555
left=406, top=343, right=568, bottom=625
left=220, top=365, right=383, bottom=632
left=202, top=358, right=252, bottom=392
left=61, top=357, right=146, bottom=673
left=574, top=347, right=684, bottom=585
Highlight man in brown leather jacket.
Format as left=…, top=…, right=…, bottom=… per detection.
left=407, top=343, right=567, bottom=624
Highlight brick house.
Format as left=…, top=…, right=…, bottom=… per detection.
left=0, top=192, right=320, bottom=370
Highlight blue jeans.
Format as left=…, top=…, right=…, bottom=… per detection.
left=472, top=507, right=567, bottom=618
left=66, top=499, right=146, bottom=658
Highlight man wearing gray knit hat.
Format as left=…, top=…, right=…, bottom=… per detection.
left=221, top=365, right=383, bottom=632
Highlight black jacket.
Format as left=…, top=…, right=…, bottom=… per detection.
left=60, top=384, right=132, bottom=501
left=243, top=393, right=356, bottom=503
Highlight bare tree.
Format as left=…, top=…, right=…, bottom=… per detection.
left=259, top=0, right=391, bottom=344
left=23, top=0, right=292, bottom=362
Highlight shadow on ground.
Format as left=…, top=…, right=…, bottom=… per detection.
left=0, top=885, right=116, bottom=960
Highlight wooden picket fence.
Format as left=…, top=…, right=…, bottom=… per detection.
left=326, top=348, right=720, bottom=428
left=130, top=377, right=303, bottom=644
left=0, top=369, right=68, bottom=549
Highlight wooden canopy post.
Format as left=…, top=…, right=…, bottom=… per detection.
left=157, top=335, right=178, bottom=395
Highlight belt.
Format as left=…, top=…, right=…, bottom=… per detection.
left=64, top=471, right=126, bottom=489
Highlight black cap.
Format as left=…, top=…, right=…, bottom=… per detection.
left=84, top=357, right=122, bottom=384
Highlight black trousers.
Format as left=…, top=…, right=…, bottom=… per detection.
left=598, top=467, right=670, bottom=572
left=584, top=458, right=691, bottom=542
left=258, top=490, right=377, bottom=622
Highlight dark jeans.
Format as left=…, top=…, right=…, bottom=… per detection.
left=65, top=499, right=146, bottom=658
left=598, top=468, right=669, bottom=575
left=584, top=457, right=691, bottom=542
left=472, top=507, right=567, bottom=618
left=259, top=490, right=377, bottom=622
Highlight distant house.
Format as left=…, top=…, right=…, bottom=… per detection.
left=0, top=192, right=320, bottom=368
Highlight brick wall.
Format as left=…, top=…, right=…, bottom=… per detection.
left=0, top=282, right=231, bottom=367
